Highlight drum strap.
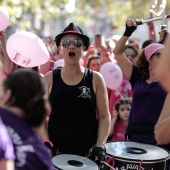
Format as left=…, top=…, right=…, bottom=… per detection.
left=126, top=123, right=155, bottom=134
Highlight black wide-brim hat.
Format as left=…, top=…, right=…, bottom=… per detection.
left=55, top=23, right=90, bottom=51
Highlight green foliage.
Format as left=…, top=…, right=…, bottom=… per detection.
left=1, top=0, right=170, bottom=34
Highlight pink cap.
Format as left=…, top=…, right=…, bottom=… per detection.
left=144, top=43, right=164, bottom=61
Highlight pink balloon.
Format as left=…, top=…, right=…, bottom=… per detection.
left=0, top=7, right=9, bottom=31
left=6, top=31, right=50, bottom=67
left=100, top=62, right=123, bottom=90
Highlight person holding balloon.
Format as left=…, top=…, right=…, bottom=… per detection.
left=0, top=31, right=16, bottom=76
left=0, top=31, right=42, bottom=77
left=1, top=5, right=54, bottom=151
left=113, top=19, right=167, bottom=145
left=0, top=6, right=16, bottom=77
left=44, top=23, right=111, bottom=168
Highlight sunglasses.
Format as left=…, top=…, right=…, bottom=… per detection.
left=125, top=53, right=136, bottom=58
left=61, top=39, right=83, bottom=48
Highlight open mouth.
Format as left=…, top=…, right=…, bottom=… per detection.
left=69, top=51, right=75, bottom=59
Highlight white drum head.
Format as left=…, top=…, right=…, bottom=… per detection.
left=52, top=154, right=98, bottom=170
left=106, top=141, right=169, bottom=161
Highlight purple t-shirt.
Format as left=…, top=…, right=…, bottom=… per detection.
left=0, top=107, right=54, bottom=170
left=129, top=66, right=167, bottom=144
left=0, top=117, right=15, bottom=160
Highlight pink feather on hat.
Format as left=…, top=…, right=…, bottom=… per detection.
left=144, top=43, right=164, bottom=61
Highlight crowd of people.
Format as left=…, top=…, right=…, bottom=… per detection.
left=0, top=14, right=170, bottom=170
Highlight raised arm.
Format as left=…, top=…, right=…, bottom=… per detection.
left=156, top=33, right=170, bottom=93
left=0, top=31, right=14, bottom=74
left=146, top=12, right=156, bottom=42
left=113, top=20, right=137, bottom=80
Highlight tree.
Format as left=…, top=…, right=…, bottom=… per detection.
left=1, top=0, right=170, bottom=36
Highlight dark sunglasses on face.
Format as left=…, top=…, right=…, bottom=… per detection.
left=125, top=53, right=136, bottom=58
left=61, top=39, right=83, bottom=48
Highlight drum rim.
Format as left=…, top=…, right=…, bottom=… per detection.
left=52, top=154, right=98, bottom=170
left=105, top=141, right=170, bottom=162
left=106, top=154, right=170, bottom=163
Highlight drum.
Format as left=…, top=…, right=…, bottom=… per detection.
left=105, top=141, right=170, bottom=170
left=52, top=154, right=98, bottom=170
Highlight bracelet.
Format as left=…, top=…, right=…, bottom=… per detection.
left=43, top=140, right=53, bottom=147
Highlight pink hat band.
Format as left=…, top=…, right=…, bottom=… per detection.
left=144, top=43, right=164, bottom=61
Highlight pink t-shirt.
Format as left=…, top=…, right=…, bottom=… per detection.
left=111, top=120, right=127, bottom=141
left=119, top=75, right=132, bottom=98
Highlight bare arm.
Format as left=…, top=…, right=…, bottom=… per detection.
left=0, top=159, right=14, bottom=170
left=109, top=110, right=118, bottom=136
left=34, top=71, right=53, bottom=141
left=39, top=61, right=51, bottom=75
left=155, top=93, right=170, bottom=144
left=113, top=20, right=137, bottom=80
left=93, top=71, right=111, bottom=146
left=156, top=34, right=170, bottom=93
left=0, top=31, right=14, bottom=74
left=146, top=12, right=156, bottom=42
left=43, top=71, right=53, bottom=95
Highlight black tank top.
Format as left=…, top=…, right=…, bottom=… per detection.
left=48, top=68, right=98, bottom=156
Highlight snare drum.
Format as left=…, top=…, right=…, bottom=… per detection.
left=105, top=141, right=170, bottom=170
left=52, top=154, right=98, bottom=170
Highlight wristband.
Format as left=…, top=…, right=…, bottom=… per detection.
left=123, top=20, right=137, bottom=37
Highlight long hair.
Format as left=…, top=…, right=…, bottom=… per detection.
left=135, top=49, right=150, bottom=80
left=3, top=69, right=48, bottom=127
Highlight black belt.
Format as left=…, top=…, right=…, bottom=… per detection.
left=126, top=123, right=155, bottom=134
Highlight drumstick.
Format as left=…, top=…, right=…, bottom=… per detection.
left=136, top=14, right=170, bottom=25
left=103, top=161, right=115, bottom=170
